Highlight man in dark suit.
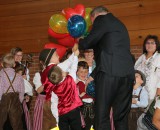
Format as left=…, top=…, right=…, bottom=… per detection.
left=78, top=6, right=134, bottom=130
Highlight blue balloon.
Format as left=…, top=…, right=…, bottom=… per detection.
left=67, top=15, right=86, bottom=38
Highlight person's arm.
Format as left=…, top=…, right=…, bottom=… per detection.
left=36, top=86, right=44, bottom=94
left=26, top=68, right=30, bottom=81
left=135, top=88, right=149, bottom=108
left=0, top=74, right=2, bottom=102
left=157, top=88, right=160, bottom=96
left=24, top=79, right=33, bottom=96
left=58, top=44, right=78, bottom=72
left=77, top=81, right=86, bottom=98
left=153, top=99, right=160, bottom=129
left=51, top=92, right=59, bottom=124
left=156, top=65, right=160, bottom=96
left=78, top=16, right=107, bottom=50
left=58, top=53, right=74, bottom=72
left=19, top=77, right=25, bottom=103
left=33, top=72, right=44, bottom=93
left=68, top=50, right=79, bottom=81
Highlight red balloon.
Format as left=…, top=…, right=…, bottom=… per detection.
left=58, top=35, right=76, bottom=47
left=48, top=28, right=69, bottom=39
left=44, top=43, right=67, bottom=60
left=62, top=4, right=85, bottom=20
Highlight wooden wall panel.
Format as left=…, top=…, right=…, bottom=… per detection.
left=0, top=37, right=57, bottom=54
left=129, top=30, right=144, bottom=45
left=70, top=0, right=138, bottom=7
left=0, top=0, right=40, bottom=5
left=140, top=0, right=160, bottom=14
left=129, top=28, right=160, bottom=45
left=98, top=12, right=160, bottom=32
left=119, top=12, right=160, bottom=31
left=106, top=1, right=141, bottom=17
left=0, top=0, right=69, bottom=54
left=139, top=12, right=160, bottom=29
left=119, top=15, right=140, bottom=31
left=0, top=0, right=68, bottom=17
left=0, top=11, right=60, bottom=29
left=0, top=0, right=160, bottom=54
left=106, top=0, right=160, bottom=17
left=0, top=26, right=48, bottom=41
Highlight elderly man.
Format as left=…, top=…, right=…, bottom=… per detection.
left=78, top=6, right=134, bottom=130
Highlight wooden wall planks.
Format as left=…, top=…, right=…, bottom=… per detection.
left=0, top=0, right=160, bottom=54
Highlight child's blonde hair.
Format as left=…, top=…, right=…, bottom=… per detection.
left=2, top=53, right=15, bottom=68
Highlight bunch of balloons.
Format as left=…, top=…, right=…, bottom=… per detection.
left=48, top=4, right=92, bottom=47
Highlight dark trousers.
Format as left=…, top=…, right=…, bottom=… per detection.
left=3, top=110, right=27, bottom=130
left=95, top=72, right=134, bottom=130
left=3, top=117, right=12, bottom=130
left=0, top=93, right=24, bottom=130
left=128, top=108, right=144, bottom=130
left=58, top=108, right=82, bottom=130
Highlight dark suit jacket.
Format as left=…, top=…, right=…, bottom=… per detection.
left=79, top=13, right=134, bottom=78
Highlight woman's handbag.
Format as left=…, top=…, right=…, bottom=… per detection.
left=142, top=99, right=157, bottom=130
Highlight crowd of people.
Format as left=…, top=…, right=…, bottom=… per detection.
left=0, top=6, right=160, bottom=130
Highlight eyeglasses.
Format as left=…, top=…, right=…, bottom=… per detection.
left=146, top=41, right=156, bottom=45
left=15, top=54, right=23, bottom=57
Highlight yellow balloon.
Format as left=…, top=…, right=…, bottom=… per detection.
left=49, top=14, right=68, bottom=34
left=50, top=126, right=59, bottom=130
left=84, top=8, right=92, bottom=32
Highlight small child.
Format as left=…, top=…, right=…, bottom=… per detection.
left=77, top=61, right=95, bottom=130
left=0, top=53, right=25, bottom=130
left=33, top=44, right=79, bottom=130
left=15, top=64, right=33, bottom=97
left=33, top=48, right=58, bottom=130
left=15, top=64, right=33, bottom=130
left=83, top=49, right=95, bottom=76
left=48, top=49, right=83, bottom=130
left=128, top=70, right=148, bottom=130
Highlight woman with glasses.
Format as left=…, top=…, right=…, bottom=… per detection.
left=135, top=35, right=160, bottom=130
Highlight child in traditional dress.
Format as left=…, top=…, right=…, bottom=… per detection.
left=15, top=64, right=33, bottom=130
left=33, top=44, right=79, bottom=130
left=77, top=61, right=95, bottom=130
left=0, top=53, right=25, bottom=130
left=48, top=48, right=83, bottom=130
left=33, top=48, right=57, bottom=130
left=128, top=70, right=148, bottom=130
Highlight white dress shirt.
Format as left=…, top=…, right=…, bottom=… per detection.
left=131, top=86, right=148, bottom=108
